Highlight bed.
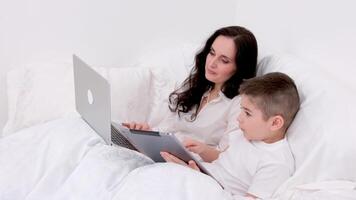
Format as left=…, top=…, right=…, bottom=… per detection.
left=1, top=44, right=356, bottom=199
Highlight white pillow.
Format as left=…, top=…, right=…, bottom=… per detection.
left=3, top=63, right=77, bottom=136
left=258, top=54, right=356, bottom=195
left=107, top=67, right=152, bottom=123
left=3, top=63, right=153, bottom=136
left=137, top=43, right=201, bottom=127
left=146, top=67, right=180, bottom=127
left=4, top=68, right=26, bottom=135
left=89, top=66, right=153, bottom=123
left=258, top=54, right=335, bottom=168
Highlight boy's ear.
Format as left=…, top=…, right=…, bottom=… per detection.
left=270, top=115, right=284, bottom=131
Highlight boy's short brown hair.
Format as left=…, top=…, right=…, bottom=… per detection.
left=239, top=72, right=300, bottom=131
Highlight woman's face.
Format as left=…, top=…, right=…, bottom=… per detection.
left=205, top=35, right=237, bottom=89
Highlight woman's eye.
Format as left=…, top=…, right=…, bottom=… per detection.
left=245, top=111, right=251, bottom=117
left=222, top=59, right=229, bottom=64
left=209, top=50, right=215, bottom=56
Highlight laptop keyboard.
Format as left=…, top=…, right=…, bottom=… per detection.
left=111, top=125, right=137, bottom=151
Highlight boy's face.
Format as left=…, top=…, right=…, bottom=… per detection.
left=237, top=95, right=272, bottom=141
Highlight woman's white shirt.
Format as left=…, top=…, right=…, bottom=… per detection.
left=155, top=91, right=241, bottom=151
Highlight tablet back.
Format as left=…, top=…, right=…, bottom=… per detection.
left=111, top=123, right=213, bottom=176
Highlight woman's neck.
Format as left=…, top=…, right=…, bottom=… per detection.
left=211, top=85, right=221, bottom=95
left=207, top=86, right=221, bottom=102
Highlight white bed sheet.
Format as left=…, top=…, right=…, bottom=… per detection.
left=0, top=117, right=232, bottom=200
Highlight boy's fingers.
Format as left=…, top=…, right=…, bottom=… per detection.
left=186, top=146, right=199, bottom=153
left=188, top=160, right=201, bottom=171
left=160, top=152, right=186, bottom=165
left=162, top=152, right=177, bottom=162
left=170, top=155, right=186, bottom=165
left=160, top=152, right=170, bottom=162
left=183, top=139, right=199, bottom=147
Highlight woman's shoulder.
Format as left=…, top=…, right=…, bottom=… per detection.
left=225, top=95, right=241, bottom=118
left=231, top=95, right=241, bottom=103
left=221, top=93, right=241, bottom=106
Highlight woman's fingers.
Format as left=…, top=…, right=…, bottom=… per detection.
left=128, top=122, right=137, bottom=129
left=121, top=122, right=151, bottom=131
left=121, top=122, right=131, bottom=128
left=141, top=123, right=151, bottom=131
left=134, top=123, right=142, bottom=130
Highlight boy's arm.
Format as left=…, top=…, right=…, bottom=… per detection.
left=199, top=146, right=221, bottom=162
left=183, top=138, right=221, bottom=162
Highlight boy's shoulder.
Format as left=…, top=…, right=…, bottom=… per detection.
left=226, top=131, right=294, bottom=167
left=247, top=139, right=295, bottom=198
left=252, top=138, right=295, bottom=172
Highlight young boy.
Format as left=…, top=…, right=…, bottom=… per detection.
left=161, top=72, right=300, bottom=199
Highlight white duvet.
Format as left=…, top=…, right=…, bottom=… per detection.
left=0, top=117, right=231, bottom=200
left=2, top=117, right=356, bottom=200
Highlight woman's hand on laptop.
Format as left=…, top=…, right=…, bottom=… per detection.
left=160, top=152, right=200, bottom=172
left=122, top=122, right=151, bottom=131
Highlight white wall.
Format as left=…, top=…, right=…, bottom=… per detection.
left=0, top=0, right=238, bottom=131
left=235, top=0, right=356, bottom=90
left=6, top=0, right=354, bottom=133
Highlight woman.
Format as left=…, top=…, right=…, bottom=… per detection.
left=124, top=26, right=258, bottom=162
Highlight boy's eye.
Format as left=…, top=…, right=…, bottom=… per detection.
left=245, top=111, right=251, bottom=117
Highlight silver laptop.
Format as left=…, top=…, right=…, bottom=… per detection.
left=73, top=54, right=137, bottom=150
left=72, top=55, right=215, bottom=177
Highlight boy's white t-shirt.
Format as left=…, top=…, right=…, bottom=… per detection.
left=204, top=130, right=295, bottom=199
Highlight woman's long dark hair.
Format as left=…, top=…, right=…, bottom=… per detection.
left=169, top=26, right=258, bottom=119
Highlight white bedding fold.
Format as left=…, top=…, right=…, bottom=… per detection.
left=51, top=145, right=152, bottom=200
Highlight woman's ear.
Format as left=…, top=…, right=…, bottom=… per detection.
left=270, top=115, right=284, bottom=131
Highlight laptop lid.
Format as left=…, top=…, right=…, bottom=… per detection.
left=73, top=54, right=111, bottom=144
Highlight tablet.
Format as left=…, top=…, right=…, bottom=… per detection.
left=112, top=122, right=214, bottom=177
